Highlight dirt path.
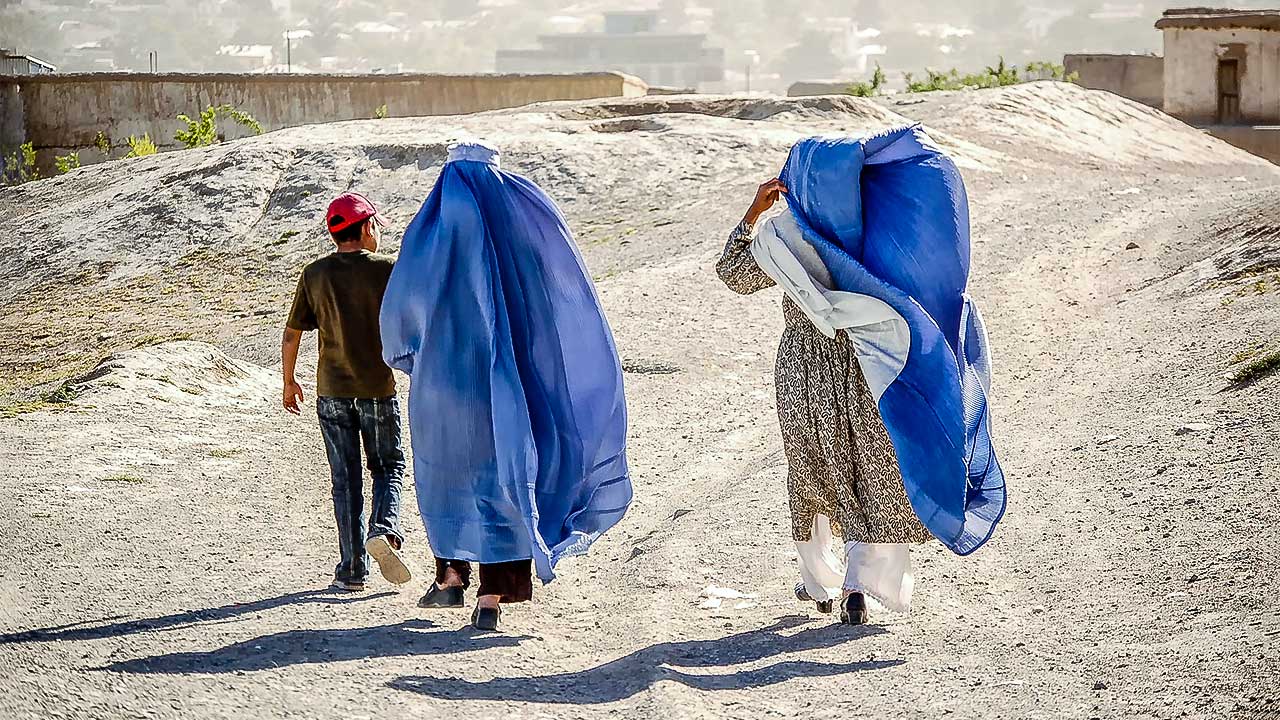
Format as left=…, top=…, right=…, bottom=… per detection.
left=2, top=86, right=1278, bottom=719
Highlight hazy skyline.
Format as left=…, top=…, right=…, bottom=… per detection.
left=4, top=0, right=1277, bottom=90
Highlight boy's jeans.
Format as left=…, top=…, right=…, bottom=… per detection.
left=316, top=396, right=406, bottom=584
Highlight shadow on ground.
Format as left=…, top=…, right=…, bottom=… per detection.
left=104, top=619, right=528, bottom=673
left=0, top=589, right=390, bottom=645
left=389, top=616, right=900, bottom=704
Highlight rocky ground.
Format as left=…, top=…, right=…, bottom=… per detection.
left=1, top=82, right=1278, bottom=719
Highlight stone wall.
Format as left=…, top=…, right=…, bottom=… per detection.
left=1162, top=27, right=1280, bottom=124
left=0, top=71, right=647, bottom=167
left=1063, top=54, right=1165, bottom=109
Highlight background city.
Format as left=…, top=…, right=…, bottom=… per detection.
left=4, top=0, right=1278, bottom=92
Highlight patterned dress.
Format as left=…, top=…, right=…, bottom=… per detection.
left=716, top=220, right=933, bottom=545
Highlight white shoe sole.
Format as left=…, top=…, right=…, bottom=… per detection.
left=366, top=536, right=412, bottom=585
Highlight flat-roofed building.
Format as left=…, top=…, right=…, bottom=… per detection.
left=1157, top=7, right=1280, bottom=125
left=496, top=10, right=723, bottom=91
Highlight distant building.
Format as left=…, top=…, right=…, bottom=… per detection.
left=0, top=49, right=57, bottom=75
left=496, top=10, right=724, bottom=91
left=1065, top=8, right=1280, bottom=163
left=1156, top=7, right=1279, bottom=125
left=217, top=45, right=275, bottom=73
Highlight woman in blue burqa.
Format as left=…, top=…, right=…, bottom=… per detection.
left=716, top=127, right=1006, bottom=624
left=380, top=142, right=631, bottom=631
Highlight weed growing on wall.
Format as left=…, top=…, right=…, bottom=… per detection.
left=54, top=152, right=81, bottom=174
left=375, top=104, right=389, bottom=119
left=94, top=131, right=112, bottom=159
left=125, top=134, right=158, bottom=158
left=2, top=142, right=39, bottom=186
left=175, top=104, right=264, bottom=149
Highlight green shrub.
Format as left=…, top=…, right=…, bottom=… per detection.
left=846, top=64, right=886, bottom=98
left=375, top=103, right=389, bottom=119
left=94, top=131, right=112, bottom=158
left=2, top=142, right=38, bottom=185
left=175, top=104, right=264, bottom=149
left=125, top=134, right=158, bottom=158
left=55, top=152, right=81, bottom=174
left=905, top=56, right=1073, bottom=94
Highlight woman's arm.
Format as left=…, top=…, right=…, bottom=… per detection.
left=714, top=179, right=788, bottom=295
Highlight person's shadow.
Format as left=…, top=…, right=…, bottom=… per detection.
left=0, top=589, right=391, bottom=645
left=104, top=619, right=528, bottom=674
left=388, top=616, right=901, bottom=704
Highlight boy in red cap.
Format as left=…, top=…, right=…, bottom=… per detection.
left=281, top=192, right=411, bottom=591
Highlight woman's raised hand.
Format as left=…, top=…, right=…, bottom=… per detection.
left=744, top=178, right=788, bottom=226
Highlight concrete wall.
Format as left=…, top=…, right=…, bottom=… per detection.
left=1208, top=125, right=1280, bottom=164
left=1063, top=54, right=1165, bottom=108
left=787, top=80, right=855, bottom=97
left=0, top=82, right=22, bottom=149
left=0, top=71, right=647, bottom=164
left=1162, top=27, right=1280, bottom=124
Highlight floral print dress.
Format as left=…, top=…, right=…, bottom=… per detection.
left=716, top=219, right=933, bottom=546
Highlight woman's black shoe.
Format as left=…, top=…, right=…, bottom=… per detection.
left=840, top=592, right=869, bottom=625
left=795, top=582, right=834, bottom=614
left=471, top=604, right=501, bottom=631
left=418, top=583, right=465, bottom=608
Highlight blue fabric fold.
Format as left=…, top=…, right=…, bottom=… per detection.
left=380, top=144, right=632, bottom=581
left=779, top=126, right=1006, bottom=555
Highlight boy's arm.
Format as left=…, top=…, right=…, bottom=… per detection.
left=282, top=328, right=305, bottom=414
left=283, top=272, right=316, bottom=415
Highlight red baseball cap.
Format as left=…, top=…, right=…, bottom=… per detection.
left=326, top=192, right=385, bottom=233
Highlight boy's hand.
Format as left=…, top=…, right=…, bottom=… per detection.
left=283, top=381, right=305, bottom=415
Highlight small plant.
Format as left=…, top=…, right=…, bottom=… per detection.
left=175, top=104, right=264, bottom=149
left=1231, top=349, right=1280, bottom=385
left=2, top=142, right=39, bottom=185
left=125, top=134, right=158, bottom=157
left=94, top=131, right=112, bottom=158
left=374, top=103, right=389, bottom=119
left=846, top=64, right=886, bottom=98
left=0, top=381, right=83, bottom=418
left=55, top=152, right=81, bottom=174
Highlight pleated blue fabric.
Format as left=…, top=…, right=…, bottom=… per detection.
left=380, top=143, right=632, bottom=581
left=779, top=126, right=1006, bottom=555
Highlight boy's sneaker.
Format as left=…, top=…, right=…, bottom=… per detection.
left=366, top=535, right=412, bottom=585
left=330, top=578, right=366, bottom=592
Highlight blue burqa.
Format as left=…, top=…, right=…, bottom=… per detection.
left=779, top=127, right=1006, bottom=555
left=379, top=142, right=631, bottom=581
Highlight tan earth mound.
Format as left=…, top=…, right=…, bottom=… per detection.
left=880, top=80, right=1270, bottom=167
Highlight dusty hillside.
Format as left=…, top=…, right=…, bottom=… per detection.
left=1, top=82, right=1278, bottom=720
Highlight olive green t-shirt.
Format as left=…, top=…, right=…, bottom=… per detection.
left=286, top=250, right=396, bottom=399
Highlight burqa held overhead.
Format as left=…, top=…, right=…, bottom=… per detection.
left=778, top=126, right=1006, bottom=555
left=380, top=142, right=632, bottom=582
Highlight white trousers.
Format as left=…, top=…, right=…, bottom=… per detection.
left=795, top=514, right=914, bottom=613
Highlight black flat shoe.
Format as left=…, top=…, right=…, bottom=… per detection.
left=418, top=583, right=465, bottom=608
left=840, top=592, right=869, bottom=625
left=472, top=604, right=501, bottom=631
left=795, top=582, right=834, bottom=614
